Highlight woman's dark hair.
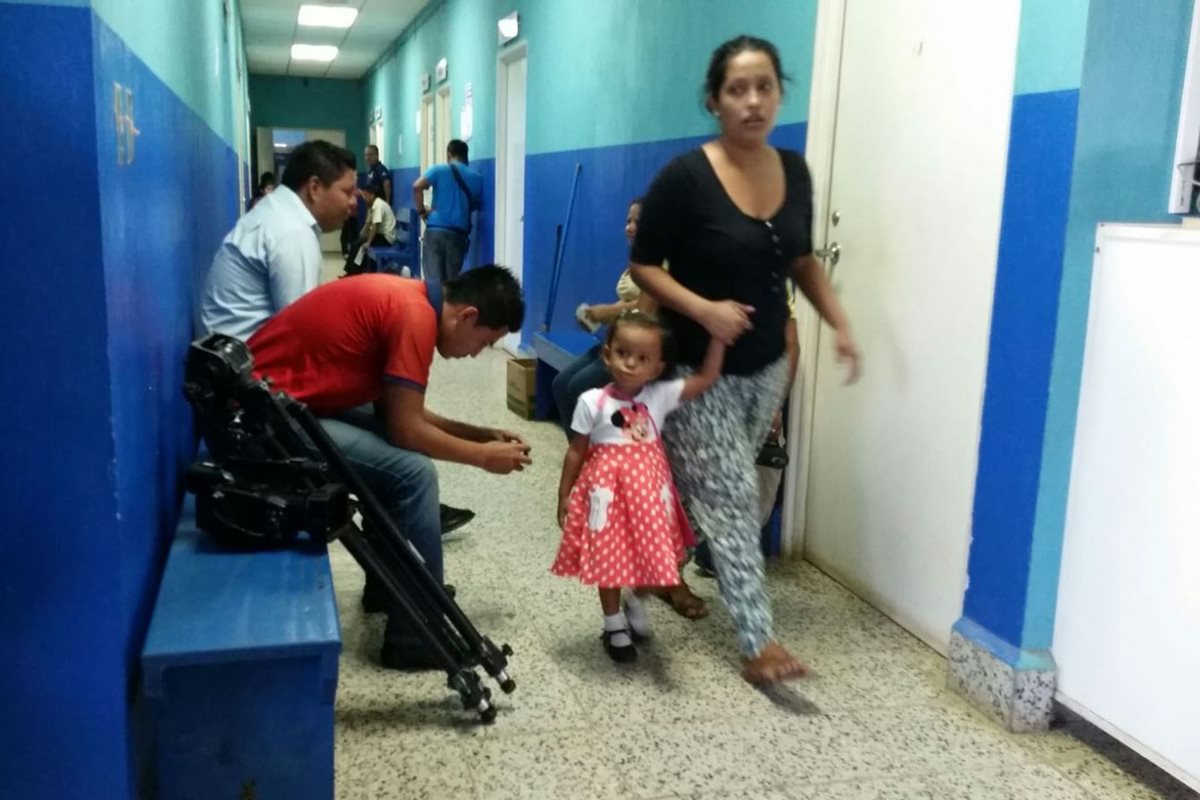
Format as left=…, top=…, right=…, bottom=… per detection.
left=281, top=140, right=356, bottom=191
left=704, top=35, right=789, bottom=103
left=258, top=171, right=277, bottom=191
left=604, top=309, right=678, bottom=377
left=443, top=264, right=525, bottom=331
left=629, top=197, right=644, bottom=209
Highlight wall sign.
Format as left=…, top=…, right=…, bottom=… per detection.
left=112, top=82, right=140, bottom=166
left=435, top=58, right=448, bottom=83
left=420, top=73, right=431, bottom=93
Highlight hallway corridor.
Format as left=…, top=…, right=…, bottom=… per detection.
left=326, top=349, right=1196, bottom=800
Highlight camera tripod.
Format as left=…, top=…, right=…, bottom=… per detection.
left=183, top=334, right=514, bottom=723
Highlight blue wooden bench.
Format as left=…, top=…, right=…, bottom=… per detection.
left=531, top=329, right=599, bottom=420
left=141, top=495, right=341, bottom=800
left=367, top=205, right=420, bottom=276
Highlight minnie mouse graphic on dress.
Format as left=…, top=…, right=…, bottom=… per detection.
left=552, top=310, right=725, bottom=663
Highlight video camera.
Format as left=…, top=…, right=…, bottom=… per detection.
left=183, top=333, right=514, bottom=722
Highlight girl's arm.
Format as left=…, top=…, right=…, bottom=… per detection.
left=680, top=337, right=727, bottom=402
left=557, top=434, right=591, bottom=527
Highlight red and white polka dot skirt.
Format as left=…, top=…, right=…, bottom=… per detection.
left=551, top=440, right=695, bottom=588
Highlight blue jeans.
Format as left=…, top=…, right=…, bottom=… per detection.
left=421, top=227, right=469, bottom=281
left=551, top=344, right=609, bottom=436
left=319, top=407, right=441, bottom=645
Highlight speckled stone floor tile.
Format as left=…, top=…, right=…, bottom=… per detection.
left=329, top=348, right=1196, bottom=800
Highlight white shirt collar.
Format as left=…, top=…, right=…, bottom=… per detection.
left=273, top=184, right=322, bottom=235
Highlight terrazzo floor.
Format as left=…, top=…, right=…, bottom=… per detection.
left=328, top=345, right=1197, bottom=800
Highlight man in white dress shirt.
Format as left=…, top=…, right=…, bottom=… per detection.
left=200, top=140, right=358, bottom=340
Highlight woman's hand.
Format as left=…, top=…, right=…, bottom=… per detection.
left=834, top=326, right=861, bottom=384
left=701, top=299, right=755, bottom=345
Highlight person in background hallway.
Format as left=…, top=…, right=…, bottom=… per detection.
left=341, top=145, right=391, bottom=258
left=552, top=199, right=647, bottom=435
left=249, top=171, right=277, bottom=210
left=364, top=144, right=393, bottom=204
left=343, top=182, right=397, bottom=276
left=552, top=312, right=724, bottom=663
left=247, top=267, right=531, bottom=669
left=631, top=36, right=860, bottom=684
left=413, top=139, right=484, bottom=281
left=200, top=140, right=357, bottom=341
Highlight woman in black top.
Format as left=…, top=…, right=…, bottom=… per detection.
left=631, top=36, right=860, bottom=684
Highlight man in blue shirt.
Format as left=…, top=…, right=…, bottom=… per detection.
left=200, top=140, right=357, bottom=340
left=412, top=139, right=484, bottom=281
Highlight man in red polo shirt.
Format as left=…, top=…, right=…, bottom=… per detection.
left=248, top=265, right=529, bottom=669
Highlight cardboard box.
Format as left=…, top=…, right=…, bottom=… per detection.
left=506, top=358, right=536, bottom=419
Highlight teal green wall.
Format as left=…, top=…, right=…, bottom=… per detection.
left=1014, top=0, right=1091, bottom=94
left=365, top=0, right=817, bottom=169
left=248, top=75, right=367, bottom=163
left=92, top=0, right=248, bottom=148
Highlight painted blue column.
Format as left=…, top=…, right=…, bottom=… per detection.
left=953, top=0, right=1196, bottom=732
left=949, top=0, right=1090, bottom=731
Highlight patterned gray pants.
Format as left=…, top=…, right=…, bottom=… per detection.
left=663, top=357, right=789, bottom=657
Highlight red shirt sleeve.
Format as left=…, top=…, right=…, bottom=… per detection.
left=380, top=298, right=437, bottom=391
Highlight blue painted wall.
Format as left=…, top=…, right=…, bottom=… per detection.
left=963, top=0, right=1195, bottom=660
left=1028, top=0, right=1194, bottom=646
left=0, top=2, right=245, bottom=797
left=364, top=0, right=817, bottom=343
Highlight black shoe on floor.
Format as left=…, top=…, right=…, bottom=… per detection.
left=380, top=641, right=444, bottom=671
left=440, top=503, right=476, bottom=537
left=601, top=629, right=638, bottom=663
left=362, top=582, right=456, bottom=614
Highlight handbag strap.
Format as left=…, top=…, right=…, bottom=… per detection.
left=448, top=163, right=479, bottom=214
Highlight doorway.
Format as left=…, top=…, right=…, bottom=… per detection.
left=255, top=126, right=347, bottom=253
left=436, top=84, right=452, bottom=161
left=793, top=0, right=1020, bottom=652
left=495, top=44, right=527, bottom=354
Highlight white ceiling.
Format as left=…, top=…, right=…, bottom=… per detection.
left=241, top=0, right=428, bottom=80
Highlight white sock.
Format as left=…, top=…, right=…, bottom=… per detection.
left=603, top=612, right=632, bottom=647
left=623, top=591, right=651, bottom=638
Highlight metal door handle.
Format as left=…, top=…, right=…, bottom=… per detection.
left=815, top=242, right=841, bottom=266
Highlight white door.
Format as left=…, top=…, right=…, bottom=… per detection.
left=800, top=0, right=1019, bottom=652
left=496, top=46, right=527, bottom=354
left=419, top=94, right=435, bottom=225
left=436, top=85, right=452, bottom=158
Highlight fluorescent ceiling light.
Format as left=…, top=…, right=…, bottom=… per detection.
left=291, top=44, right=339, bottom=62
left=298, top=4, right=357, bottom=28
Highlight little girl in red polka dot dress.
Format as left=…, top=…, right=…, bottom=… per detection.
left=552, top=310, right=725, bottom=662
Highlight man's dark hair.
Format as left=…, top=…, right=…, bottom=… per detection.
left=281, top=140, right=356, bottom=191
left=444, top=265, right=524, bottom=331
left=258, top=171, right=277, bottom=191
left=362, top=181, right=385, bottom=198
left=447, top=139, right=469, bottom=164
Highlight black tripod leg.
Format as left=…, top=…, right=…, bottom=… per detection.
left=287, top=404, right=515, bottom=690
left=339, top=525, right=496, bottom=721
